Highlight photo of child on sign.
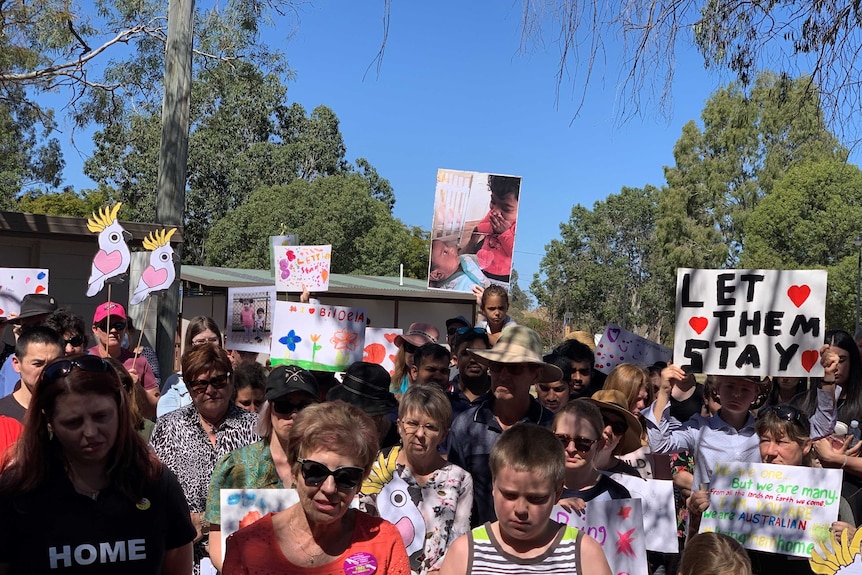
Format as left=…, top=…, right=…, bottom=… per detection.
left=226, top=287, right=276, bottom=354
left=428, top=169, right=521, bottom=293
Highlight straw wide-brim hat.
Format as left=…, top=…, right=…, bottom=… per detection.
left=583, top=389, right=643, bottom=456
left=468, top=326, right=563, bottom=383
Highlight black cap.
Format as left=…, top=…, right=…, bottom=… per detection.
left=265, top=365, right=319, bottom=401
left=9, top=294, right=58, bottom=323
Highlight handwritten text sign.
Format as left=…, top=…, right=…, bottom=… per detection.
left=274, top=245, right=332, bottom=292
left=270, top=301, right=365, bottom=372
left=363, top=327, right=403, bottom=375
left=610, top=476, right=677, bottom=553
left=220, top=488, right=299, bottom=563
left=0, top=268, right=49, bottom=318
left=674, top=269, right=827, bottom=376
left=594, top=323, right=672, bottom=374
left=700, top=462, right=842, bottom=557
left=554, top=498, right=648, bottom=575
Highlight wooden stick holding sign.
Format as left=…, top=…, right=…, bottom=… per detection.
left=674, top=269, right=827, bottom=377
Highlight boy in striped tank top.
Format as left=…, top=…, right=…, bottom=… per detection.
left=439, top=423, right=611, bottom=575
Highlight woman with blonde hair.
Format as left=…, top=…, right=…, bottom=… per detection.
left=678, top=532, right=752, bottom=575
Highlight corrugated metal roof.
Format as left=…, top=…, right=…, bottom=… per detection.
left=181, top=265, right=476, bottom=302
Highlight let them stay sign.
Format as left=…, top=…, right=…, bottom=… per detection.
left=674, top=269, right=826, bottom=377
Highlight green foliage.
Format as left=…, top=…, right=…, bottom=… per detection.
left=204, top=174, right=428, bottom=277
left=17, top=187, right=112, bottom=217
left=508, top=269, right=532, bottom=314
left=743, top=158, right=862, bottom=330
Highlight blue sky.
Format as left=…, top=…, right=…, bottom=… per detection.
left=52, top=1, right=799, bottom=296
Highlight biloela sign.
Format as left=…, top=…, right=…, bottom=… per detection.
left=674, top=269, right=827, bottom=377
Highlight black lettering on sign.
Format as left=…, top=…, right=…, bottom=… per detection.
left=681, top=273, right=704, bottom=308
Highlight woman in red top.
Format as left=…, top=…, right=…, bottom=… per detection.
left=223, top=400, right=409, bottom=574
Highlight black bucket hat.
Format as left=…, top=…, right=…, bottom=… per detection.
left=326, top=362, right=397, bottom=416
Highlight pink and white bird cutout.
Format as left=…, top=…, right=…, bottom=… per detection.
left=86, top=204, right=132, bottom=297
left=130, top=228, right=178, bottom=305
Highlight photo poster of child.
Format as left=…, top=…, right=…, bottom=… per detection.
left=226, top=286, right=277, bottom=354
left=427, top=168, right=521, bottom=293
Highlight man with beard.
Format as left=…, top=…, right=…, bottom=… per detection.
left=447, top=329, right=492, bottom=415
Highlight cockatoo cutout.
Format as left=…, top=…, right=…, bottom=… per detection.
left=130, top=228, right=178, bottom=305
left=361, top=447, right=427, bottom=567
left=86, top=204, right=132, bottom=297
left=810, top=527, right=862, bottom=574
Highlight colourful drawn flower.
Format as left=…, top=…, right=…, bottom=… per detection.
left=279, top=329, right=302, bottom=351
left=310, top=334, right=323, bottom=364
left=330, top=330, right=359, bottom=351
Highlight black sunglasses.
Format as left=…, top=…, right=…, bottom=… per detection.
left=401, top=341, right=418, bottom=354
left=42, top=356, right=113, bottom=385
left=298, top=459, right=364, bottom=490
left=273, top=399, right=314, bottom=415
left=63, top=335, right=85, bottom=348
left=602, top=416, right=628, bottom=436
left=97, top=320, right=127, bottom=332
left=757, top=405, right=809, bottom=427
left=188, top=373, right=231, bottom=394
left=555, top=433, right=598, bottom=453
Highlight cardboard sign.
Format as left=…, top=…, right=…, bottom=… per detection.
left=274, top=245, right=331, bottom=292
left=428, top=168, right=521, bottom=292
left=226, top=286, right=277, bottom=354
left=270, top=300, right=366, bottom=371
left=594, top=323, right=672, bottom=374
left=362, top=327, right=403, bottom=375
left=699, top=462, right=842, bottom=558
left=553, top=498, right=648, bottom=575
left=219, top=488, right=299, bottom=563
left=674, top=269, right=827, bottom=376
left=0, top=268, right=49, bottom=318
left=85, top=203, right=132, bottom=297
left=610, top=475, right=678, bottom=553
left=269, top=234, right=298, bottom=278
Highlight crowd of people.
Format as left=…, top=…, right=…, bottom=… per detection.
left=0, top=288, right=858, bottom=575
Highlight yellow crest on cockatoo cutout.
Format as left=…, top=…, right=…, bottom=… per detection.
left=87, top=203, right=122, bottom=233
left=810, top=527, right=862, bottom=574
left=142, top=228, right=177, bottom=251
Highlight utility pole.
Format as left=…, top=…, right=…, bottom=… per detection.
left=155, top=0, right=194, bottom=379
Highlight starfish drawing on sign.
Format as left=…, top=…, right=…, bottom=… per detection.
left=86, top=204, right=132, bottom=297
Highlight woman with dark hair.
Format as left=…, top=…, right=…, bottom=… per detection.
left=158, top=316, right=224, bottom=417
left=150, top=345, right=258, bottom=574
left=0, top=354, right=195, bottom=574
left=825, top=329, right=862, bottom=424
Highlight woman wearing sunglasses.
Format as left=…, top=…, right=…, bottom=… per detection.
left=689, top=404, right=856, bottom=574
left=552, top=399, right=631, bottom=513
left=205, top=365, right=320, bottom=571
left=150, top=345, right=258, bottom=574
left=158, top=315, right=223, bottom=417
left=223, top=401, right=409, bottom=574
left=0, top=354, right=196, bottom=574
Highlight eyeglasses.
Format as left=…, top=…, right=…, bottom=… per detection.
left=602, top=416, right=628, bottom=436
left=63, top=335, right=85, bottom=348
left=188, top=373, right=231, bottom=394
left=192, top=336, right=220, bottom=347
left=757, top=405, right=808, bottom=428
left=97, top=320, right=127, bottom=332
left=489, top=362, right=530, bottom=376
left=273, top=399, right=314, bottom=415
left=402, top=341, right=418, bottom=354
left=42, top=356, right=113, bottom=385
left=555, top=433, right=598, bottom=453
left=399, top=419, right=441, bottom=435
left=298, top=459, right=364, bottom=490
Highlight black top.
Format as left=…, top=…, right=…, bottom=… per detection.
left=0, top=394, right=25, bottom=424
left=0, top=467, right=196, bottom=574
left=670, top=385, right=704, bottom=423
left=561, top=474, right=632, bottom=502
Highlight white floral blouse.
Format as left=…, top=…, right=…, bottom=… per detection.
left=359, top=446, right=474, bottom=575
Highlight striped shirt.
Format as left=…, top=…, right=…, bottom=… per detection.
left=467, top=522, right=582, bottom=574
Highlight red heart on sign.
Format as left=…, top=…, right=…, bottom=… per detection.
left=383, top=333, right=398, bottom=343
left=801, top=349, right=819, bottom=372
left=34, top=285, right=46, bottom=294
left=787, top=285, right=811, bottom=308
left=689, top=317, right=708, bottom=335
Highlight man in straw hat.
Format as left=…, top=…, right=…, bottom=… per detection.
left=448, top=325, right=562, bottom=527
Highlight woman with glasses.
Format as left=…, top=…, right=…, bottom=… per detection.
left=223, top=401, right=410, bottom=574
left=158, top=316, right=223, bottom=418
left=150, top=345, right=258, bottom=574
left=204, top=365, right=319, bottom=571
left=689, top=404, right=856, bottom=574
left=552, top=399, right=630, bottom=511
left=359, top=384, right=473, bottom=575
left=0, top=354, right=196, bottom=574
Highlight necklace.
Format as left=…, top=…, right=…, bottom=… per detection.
left=287, top=520, right=327, bottom=565
left=67, top=464, right=106, bottom=500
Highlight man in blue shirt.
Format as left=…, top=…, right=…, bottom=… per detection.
left=0, top=294, right=58, bottom=397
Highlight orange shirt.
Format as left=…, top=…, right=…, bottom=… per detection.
left=223, top=509, right=409, bottom=575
